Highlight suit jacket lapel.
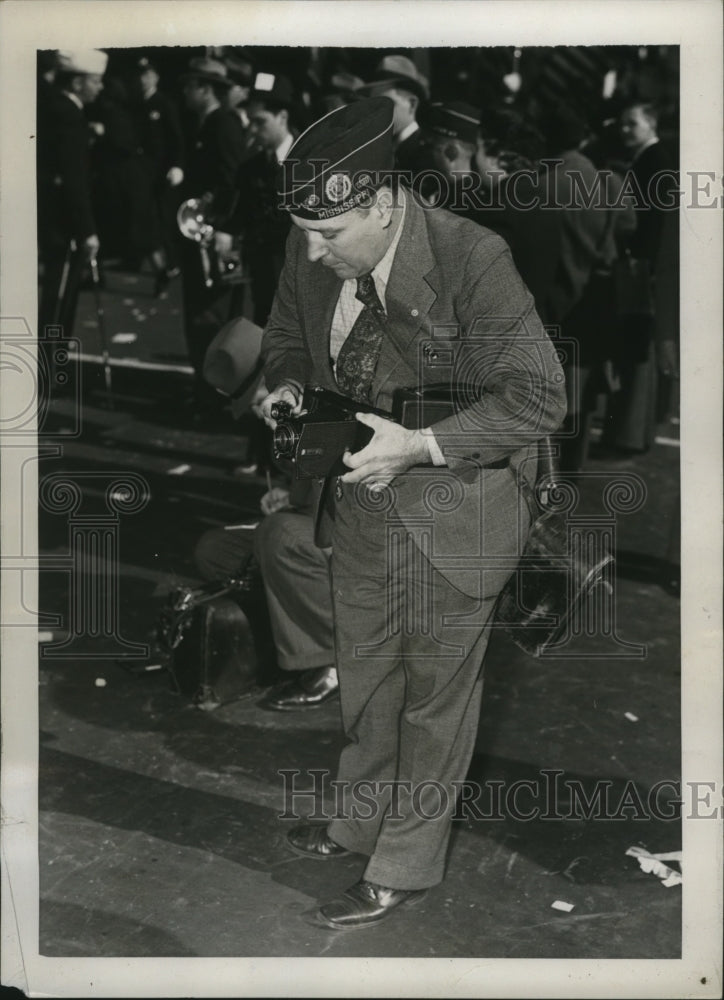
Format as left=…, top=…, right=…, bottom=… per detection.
left=375, top=196, right=438, bottom=397
left=302, top=258, right=342, bottom=389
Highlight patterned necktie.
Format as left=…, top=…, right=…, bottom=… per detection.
left=335, top=272, right=387, bottom=403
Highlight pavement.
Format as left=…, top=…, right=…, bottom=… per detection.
left=35, top=261, right=683, bottom=961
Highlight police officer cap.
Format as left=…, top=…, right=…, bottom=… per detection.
left=424, top=102, right=481, bottom=145
left=57, top=49, right=108, bottom=76
left=278, top=97, right=395, bottom=220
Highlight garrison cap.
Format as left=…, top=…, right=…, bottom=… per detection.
left=424, top=101, right=481, bottom=144
left=57, top=49, right=108, bottom=76
left=278, top=97, right=395, bottom=219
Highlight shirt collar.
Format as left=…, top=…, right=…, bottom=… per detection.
left=275, top=132, right=294, bottom=164
left=633, top=135, right=659, bottom=161
left=63, top=91, right=84, bottom=111
left=369, top=188, right=407, bottom=303
left=396, top=120, right=419, bottom=145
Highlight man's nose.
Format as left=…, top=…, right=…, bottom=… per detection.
left=305, top=232, right=328, bottom=262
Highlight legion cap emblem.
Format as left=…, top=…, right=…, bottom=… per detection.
left=325, top=173, right=352, bottom=203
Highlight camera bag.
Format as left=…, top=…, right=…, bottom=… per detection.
left=494, top=437, right=614, bottom=656
left=157, top=558, right=277, bottom=710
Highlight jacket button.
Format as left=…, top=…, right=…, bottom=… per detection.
left=472, top=452, right=481, bottom=459
left=411, top=308, right=419, bottom=317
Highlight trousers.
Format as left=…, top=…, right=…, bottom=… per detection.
left=326, top=482, right=510, bottom=890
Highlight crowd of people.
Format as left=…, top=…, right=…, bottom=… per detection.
left=36, top=44, right=681, bottom=932
left=37, top=44, right=679, bottom=465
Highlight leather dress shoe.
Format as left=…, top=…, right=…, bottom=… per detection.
left=318, top=879, right=426, bottom=929
left=262, top=666, right=339, bottom=711
left=286, top=824, right=351, bottom=860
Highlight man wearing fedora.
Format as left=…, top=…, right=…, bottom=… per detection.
left=178, top=56, right=245, bottom=410
left=230, top=71, right=298, bottom=327
left=38, top=49, right=107, bottom=333
left=355, top=54, right=434, bottom=177
left=259, top=97, right=566, bottom=928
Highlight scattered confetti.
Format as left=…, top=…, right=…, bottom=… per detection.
left=624, top=712, right=639, bottom=722
left=95, top=678, right=107, bottom=688
left=167, top=464, right=191, bottom=475
left=122, top=298, right=135, bottom=305
left=551, top=900, right=575, bottom=913
left=111, top=332, right=137, bottom=344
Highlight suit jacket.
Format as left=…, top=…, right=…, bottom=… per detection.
left=545, top=150, right=636, bottom=324
left=449, top=170, right=564, bottom=325
left=183, top=107, right=244, bottom=230
left=628, top=140, right=676, bottom=263
left=37, top=89, right=96, bottom=247
left=262, top=196, right=567, bottom=595
left=135, top=89, right=185, bottom=182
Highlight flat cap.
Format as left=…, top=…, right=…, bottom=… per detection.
left=57, top=49, right=108, bottom=76
left=278, top=96, right=395, bottom=219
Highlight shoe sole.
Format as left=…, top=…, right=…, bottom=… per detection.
left=316, top=890, right=427, bottom=930
left=262, top=695, right=339, bottom=712
left=285, top=838, right=353, bottom=862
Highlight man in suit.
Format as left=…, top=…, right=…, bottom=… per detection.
left=131, top=56, right=185, bottom=293
left=355, top=54, right=434, bottom=179
left=231, top=72, right=296, bottom=326
left=37, top=48, right=107, bottom=333
left=178, top=57, right=245, bottom=406
left=602, top=102, right=678, bottom=453
left=258, top=98, right=566, bottom=928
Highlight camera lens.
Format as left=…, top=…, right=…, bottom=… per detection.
left=273, top=423, right=300, bottom=458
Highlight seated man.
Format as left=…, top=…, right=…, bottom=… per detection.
left=198, top=321, right=338, bottom=710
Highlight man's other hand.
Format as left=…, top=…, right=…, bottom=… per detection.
left=259, top=383, right=303, bottom=429
left=340, top=412, right=430, bottom=487
left=260, top=487, right=291, bottom=516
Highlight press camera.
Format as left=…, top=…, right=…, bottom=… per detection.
left=272, top=383, right=473, bottom=479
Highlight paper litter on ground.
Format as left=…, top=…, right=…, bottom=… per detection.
left=626, top=846, right=682, bottom=886
left=551, top=900, right=575, bottom=912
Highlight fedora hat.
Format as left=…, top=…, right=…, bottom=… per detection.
left=356, top=54, right=429, bottom=103
left=180, top=56, right=233, bottom=89
left=203, top=317, right=265, bottom=417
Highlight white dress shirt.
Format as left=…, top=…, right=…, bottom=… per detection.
left=329, top=191, right=445, bottom=466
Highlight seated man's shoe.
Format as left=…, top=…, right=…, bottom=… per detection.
left=262, top=666, right=338, bottom=711
left=318, top=879, right=426, bottom=929
left=286, top=823, right=351, bottom=860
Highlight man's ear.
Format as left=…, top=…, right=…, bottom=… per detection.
left=70, top=74, right=84, bottom=96
left=374, top=187, right=395, bottom=225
